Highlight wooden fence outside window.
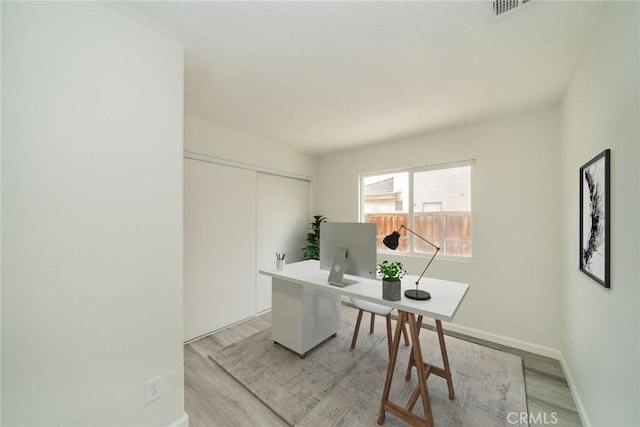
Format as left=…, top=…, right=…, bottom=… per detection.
left=364, top=212, right=472, bottom=256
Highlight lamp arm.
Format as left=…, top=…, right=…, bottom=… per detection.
left=415, top=249, right=439, bottom=285
left=398, top=225, right=440, bottom=286
left=399, top=225, right=439, bottom=251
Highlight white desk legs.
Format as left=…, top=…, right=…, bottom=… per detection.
left=377, top=312, right=455, bottom=426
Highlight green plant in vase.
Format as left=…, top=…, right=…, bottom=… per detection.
left=302, top=215, right=326, bottom=260
left=378, top=260, right=406, bottom=301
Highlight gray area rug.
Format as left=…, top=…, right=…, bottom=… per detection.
left=210, top=309, right=527, bottom=426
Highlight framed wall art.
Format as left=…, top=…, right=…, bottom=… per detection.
left=579, top=149, right=610, bottom=288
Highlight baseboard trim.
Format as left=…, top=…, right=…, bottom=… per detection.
left=167, top=412, right=189, bottom=427
left=440, top=322, right=562, bottom=360
left=558, top=354, right=591, bottom=427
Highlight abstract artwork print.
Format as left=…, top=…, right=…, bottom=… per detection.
left=579, top=149, right=610, bottom=288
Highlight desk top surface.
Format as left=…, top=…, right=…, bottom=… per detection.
left=260, top=260, right=469, bottom=323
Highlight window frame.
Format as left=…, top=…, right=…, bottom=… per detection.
left=359, top=159, right=475, bottom=261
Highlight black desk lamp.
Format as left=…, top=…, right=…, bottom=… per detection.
left=382, top=225, right=440, bottom=300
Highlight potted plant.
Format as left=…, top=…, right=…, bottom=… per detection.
left=302, top=215, right=326, bottom=260
left=378, top=260, right=406, bottom=301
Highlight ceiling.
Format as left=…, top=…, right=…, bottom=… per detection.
left=109, top=1, right=604, bottom=156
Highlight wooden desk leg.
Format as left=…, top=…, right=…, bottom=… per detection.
left=377, top=310, right=407, bottom=425
left=378, top=312, right=433, bottom=427
left=407, top=313, right=434, bottom=426
left=403, top=318, right=455, bottom=401
left=405, top=315, right=423, bottom=380
left=436, top=320, right=454, bottom=400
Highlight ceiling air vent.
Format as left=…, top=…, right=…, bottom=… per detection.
left=492, top=0, right=534, bottom=18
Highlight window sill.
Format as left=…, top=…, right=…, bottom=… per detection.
left=376, top=251, right=475, bottom=263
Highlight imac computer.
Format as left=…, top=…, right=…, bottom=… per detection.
left=319, top=222, right=377, bottom=286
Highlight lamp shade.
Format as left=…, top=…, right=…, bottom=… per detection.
left=383, top=231, right=401, bottom=250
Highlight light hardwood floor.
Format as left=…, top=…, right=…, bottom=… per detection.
left=184, top=307, right=582, bottom=427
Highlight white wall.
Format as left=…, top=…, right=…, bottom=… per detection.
left=185, top=114, right=316, bottom=180
left=560, top=2, right=640, bottom=426
left=2, top=3, right=185, bottom=426
left=184, top=113, right=316, bottom=215
left=0, top=2, right=2, bottom=422
left=317, top=107, right=563, bottom=353
left=0, top=2, right=3, bottom=421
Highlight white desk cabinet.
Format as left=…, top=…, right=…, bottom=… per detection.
left=271, top=278, right=342, bottom=356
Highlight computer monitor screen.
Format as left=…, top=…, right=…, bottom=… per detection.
left=320, top=222, right=377, bottom=285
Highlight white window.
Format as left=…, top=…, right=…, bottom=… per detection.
left=361, top=161, right=473, bottom=258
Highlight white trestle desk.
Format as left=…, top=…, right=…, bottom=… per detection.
left=259, top=260, right=469, bottom=426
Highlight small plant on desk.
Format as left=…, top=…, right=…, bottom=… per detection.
left=377, top=260, right=406, bottom=281
left=378, top=261, right=406, bottom=301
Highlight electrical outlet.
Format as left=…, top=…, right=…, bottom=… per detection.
left=145, top=377, right=161, bottom=404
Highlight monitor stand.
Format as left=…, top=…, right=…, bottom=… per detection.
left=327, top=247, right=358, bottom=287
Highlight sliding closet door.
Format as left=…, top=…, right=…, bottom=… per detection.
left=184, top=158, right=256, bottom=341
left=256, top=173, right=310, bottom=313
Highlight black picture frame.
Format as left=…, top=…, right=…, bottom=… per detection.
left=579, top=149, right=610, bottom=288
